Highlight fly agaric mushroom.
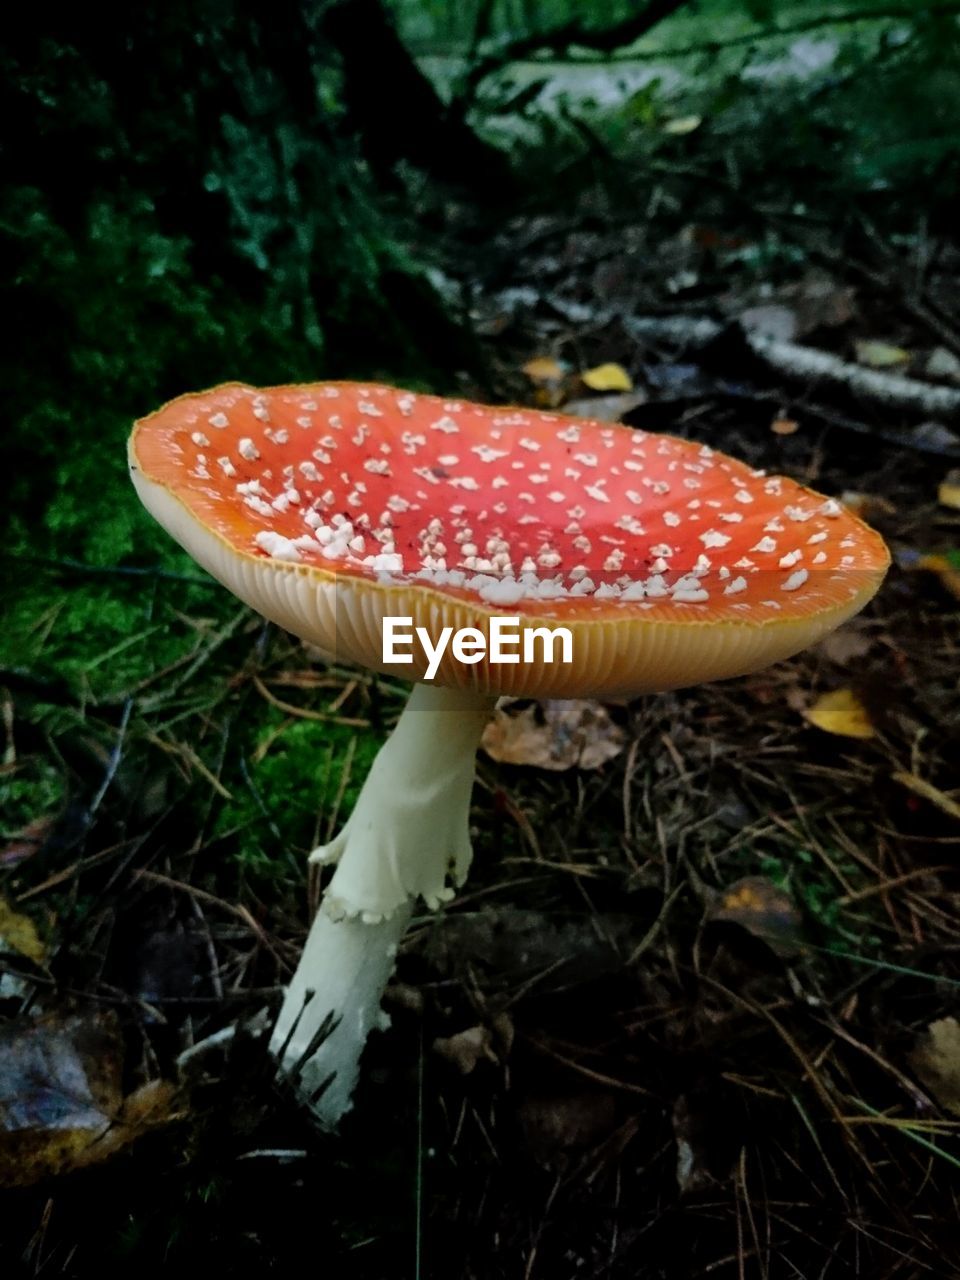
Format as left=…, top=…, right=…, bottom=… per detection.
left=129, top=381, right=889, bottom=1124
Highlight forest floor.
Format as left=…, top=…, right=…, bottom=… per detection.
left=3, top=166, right=960, bottom=1277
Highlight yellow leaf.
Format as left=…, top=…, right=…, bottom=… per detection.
left=938, top=470, right=960, bottom=510
left=0, top=895, right=47, bottom=967
left=804, top=688, right=874, bottom=739
left=663, top=114, right=702, bottom=135
left=909, top=1018, right=960, bottom=1117
left=0, top=1013, right=181, bottom=1187
left=854, top=340, right=911, bottom=369
left=581, top=362, right=633, bottom=392
left=709, top=875, right=805, bottom=957
left=522, top=356, right=565, bottom=383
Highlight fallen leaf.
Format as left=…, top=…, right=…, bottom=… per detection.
left=581, top=362, right=633, bottom=392
left=644, top=362, right=708, bottom=394
left=522, top=355, right=566, bottom=383
left=433, top=1014, right=512, bottom=1076
left=383, top=982, right=424, bottom=1015
left=741, top=305, right=798, bottom=343
left=814, top=619, right=875, bottom=670
left=926, top=346, right=960, bottom=384
left=563, top=391, right=646, bottom=422
left=708, top=876, right=805, bottom=957
left=433, top=1026, right=498, bottom=1075
left=912, top=421, right=960, bottom=453
left=938, top=469, right=960, bottom=510
left=667, top=270, right=698, bottom=293
left=0, top=896, right=47, bottom=967
left=783, top=269, right=856, bottom=335
left=815, top=625, right=874, bottom=666
left=909, top=1018, right=960, bottom=1116
left=855, top=339, right=911, bottom=369
left=77, top=1079, right=179, bottom=1168
left=892, top=771, right=960, bottom=823
left=0, top=1012, right=179, bottom=1186
left=482, top=699, right=626, bottom=771
left=771, top=415, right=799, bottom=436
left=662, top=114, right=702, bottom=135
left=672, top=1093, right=715, bottom=1193
left=804, top=688, right=874, bottom=739
left=0, top=970, right=33, bottom=1003
left=522, top=355, right=568, bottom=408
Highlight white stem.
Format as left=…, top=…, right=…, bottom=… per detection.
left=270, top=682, right=495, bottom=1125
left=271, top=904, right=413, bottom=1120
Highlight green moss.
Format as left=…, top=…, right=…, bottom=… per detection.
left=215, top=714, right=382, bottom=892
left=759, top=847, right=880, bottom=952
left=2, top=568, right=233, bottom=704
left=0, top=759, right=65, bottom=837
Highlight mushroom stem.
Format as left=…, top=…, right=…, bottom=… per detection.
left=271, top=904, right=414, bottom=1122
left=270, top=681, right=495, bottom=1124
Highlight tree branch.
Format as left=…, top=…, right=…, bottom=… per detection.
left=459, top=0, right=690, bottom=104
left=564, top=3, right=960, bottom=65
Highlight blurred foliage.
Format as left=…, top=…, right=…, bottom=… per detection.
left=682, top=9, right=960, bottom=205
left=1, top=1, right=459, bottom=567
left=392, top=0, right=652, bottom=49
left=395, top=0, right=960, bottom=221
left=5, top=0, right=956, bottom=567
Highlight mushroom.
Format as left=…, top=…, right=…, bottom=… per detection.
left=128, top=381, right=889, bottom=1124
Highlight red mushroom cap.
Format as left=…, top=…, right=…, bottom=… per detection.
left=129, top=382, right=889, bottom=696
